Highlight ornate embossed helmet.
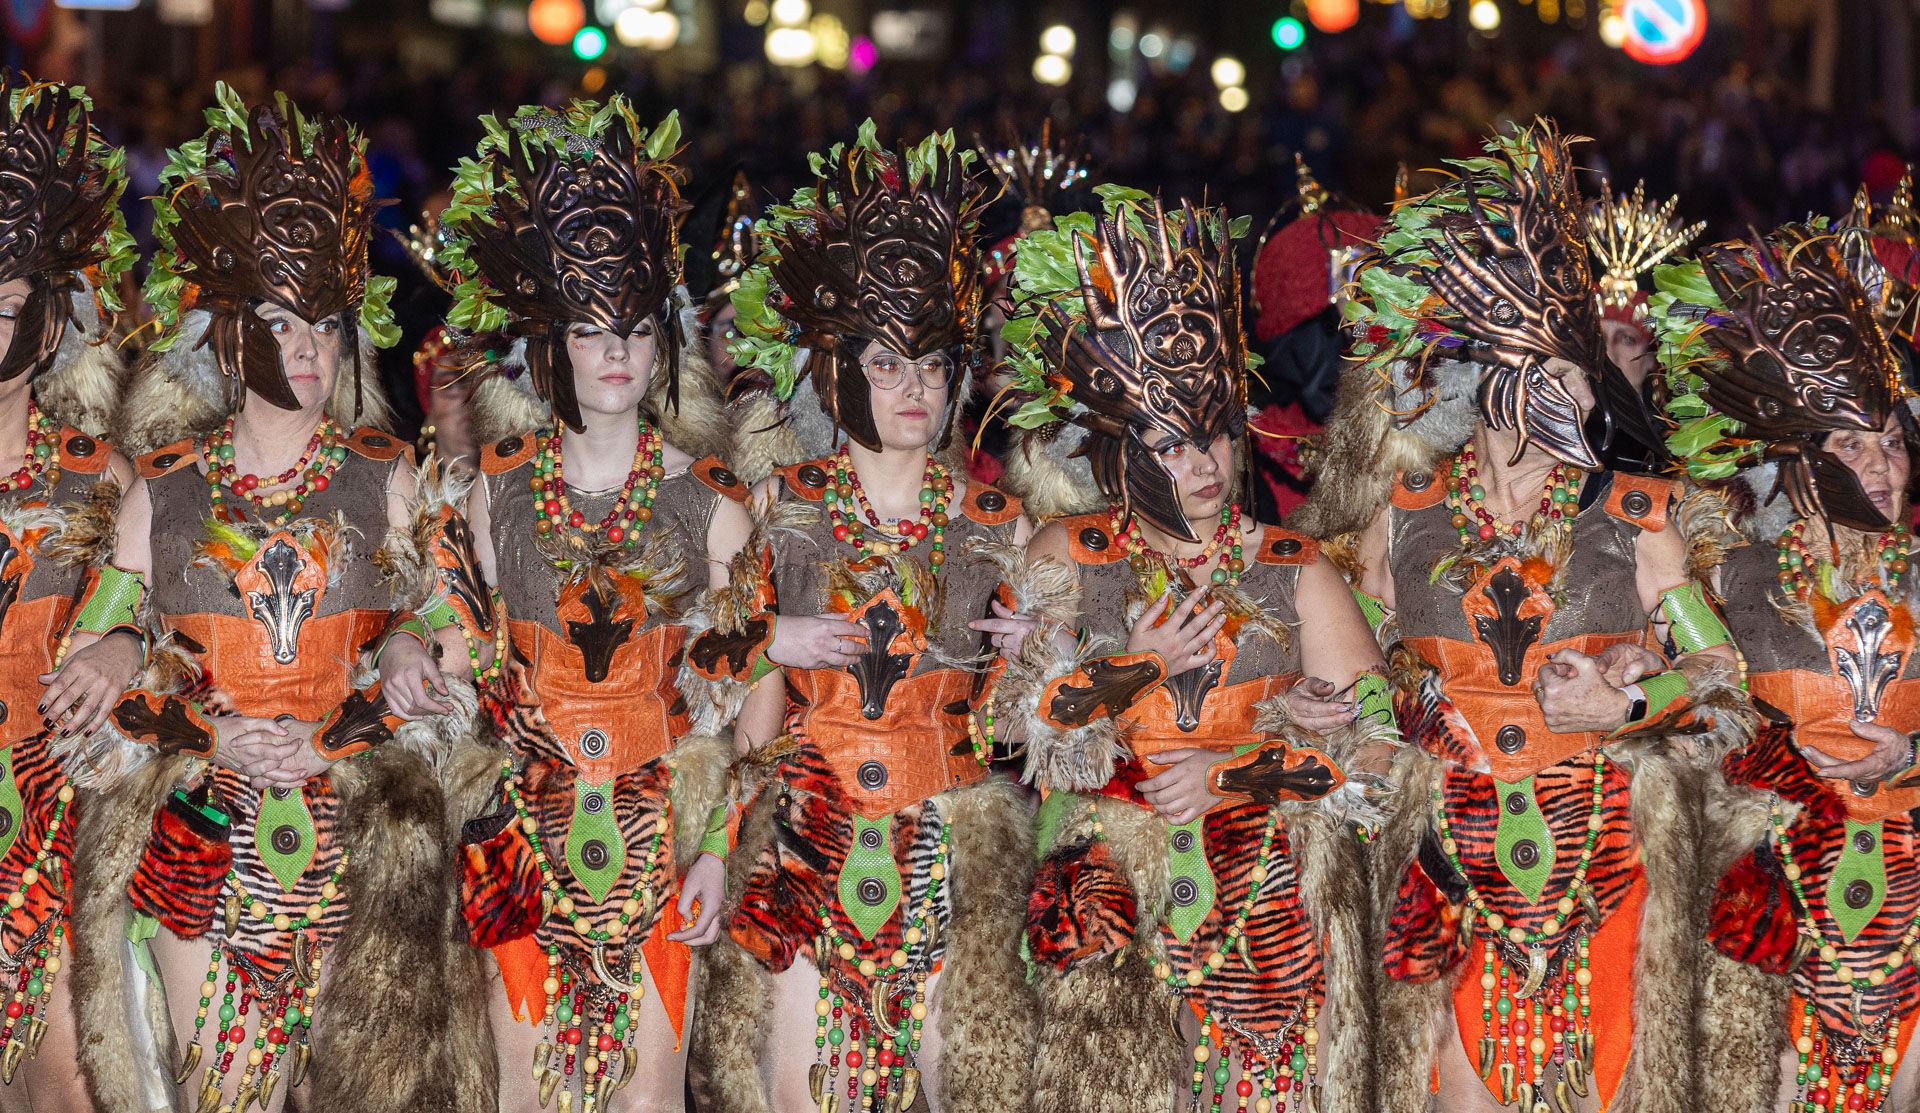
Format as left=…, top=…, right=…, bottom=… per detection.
left=728, top=121, right=989, bottom=460
left=440, top=99, right=690, bottom=433
left=1000, top=186, right=1252, bottom=542
left=705, top=169, right=760, bottom=309
left=0, top=76, right=133, bottom=385
left=1836, top=168, right=1920, bottom=346
left=1653, top=224, right=1911, bottom=531
left=1346, top=121, right=1620, bottom=470
left=144, top=83, right=396, bottom=415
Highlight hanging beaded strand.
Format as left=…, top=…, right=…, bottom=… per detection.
left=203, top=416, right=347, bottom=525
left=1771, top=796, right=1916, bottom=1113
left=0, top=401, right=59, bottom=498
left=0, top=782, right=74, bottom=1083
left=1433, top=753, right=1606, bottom=1104
left=532, top=418, right=665, bottom=547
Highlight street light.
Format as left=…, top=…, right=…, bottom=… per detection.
left=1033, top=53, right=1072, bottom=85
left=1209, top=55, right=1245, bottom=89
left=1219, top=85, right=1249, bottom=112
left=1041, top=24, right=1076, bottom=56
left=1469, top=0, right=1501, bottom=32
left=770, top=0, right=808, bottom=27
left=1270, top=17, right=1305, bottom=50
left=766, top=24, right=817, bottom=64
left=572, top=25, right=607, bottom=59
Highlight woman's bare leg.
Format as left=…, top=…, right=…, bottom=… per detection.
left=149, top=928, right=303, bottom=1113
left=1, top=950, right=90, bottom=1113
left=490, top=949, right=695, bottom=1113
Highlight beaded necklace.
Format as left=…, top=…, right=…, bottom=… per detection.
left=1770, top=796, right=1915, bottom=1113
left=1432, top=753, right=1606, bottom=1104
left=203, top=416, right=347, bottom=525
left=0, top=401, right=58, bottom=497
left=531, top=419, right=664, bottom=548
left=1115, top=504, right=1246, bottom=587
left=1446, top=441, right=1578, bottom=545
left=0, top=783, right=72, bottom=1083
left=1776, top=518, right=1912, bottom=602
left=823, top=446, right=952, bottom=569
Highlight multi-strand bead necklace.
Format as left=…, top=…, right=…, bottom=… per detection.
left=1434, top=754, right=1607, bottom=1105
left=531, top=419, right=665, bottom=547
left=1776, top=518, right=1912, bottom=601
left=1446, top=441, right=1578, bottom=545
left=1115, top=503, right=1246, bottom=586
left=0, top=402, right=59, bottom=498
left=823, top=445, right=952, bottom=569
left=202, top=416, right=347, bottom=525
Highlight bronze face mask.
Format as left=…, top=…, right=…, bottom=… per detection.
left=166, top=104, right=374, bottom=412
left=1045, top=201, right=1247, bottom=542
left=766, top=142, right=985, bottom=450
left=1425, top=128, right=1612, bottom=468
left=1695, top=230, right=1905, bottom=531
left=0, top=83, right=121, bottom=383
left=461, top=113, right=688, bottom=432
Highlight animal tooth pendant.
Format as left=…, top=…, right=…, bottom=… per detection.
left=1551, top=1078, right=1573, bottom=1113
left=1567, top=1054, right=1590, bottom=1097
left=289, top=1043, right=312, bottom=1089
left=1516, top=1081, right=1535, bottom=1113
left=175, top=1042, right=204, bottom=1085
left=23, top=1016, right=44, bottom=1057
left=224, top=892, right=242, bottom=937
left=1514, top=947, right=1549, bottom=998
left=0, top=1040, right=22, bottom=1084
left=258, top=1067, right=281, bottom=1109
left=1478, top=1035, right=1496, bottom=1079
left=809, top=1063, right=829, bottom=1104
left=532, top=1041, right=552, bottom=1083
left=538, top=1066, right=562, bottom=1108
left=898, top=1067, right=921, bottom=1110
left=1498, top=1063, right=1516, bottom=1105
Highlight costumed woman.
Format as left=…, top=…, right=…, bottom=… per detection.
left=437, top=98, right=748, bottom=1113
left=1585, top=182, right=1701, bottom=398
left=687, top=124, right=1038, bottom=1113
left=67, top=85, right=495, bottom=1113
left=1293, top=122, right=1752, bottom=1113
left=0, top=76, right=137, bottom=1113
left=991, top=188, right=1399, bottom=1113
left=1667, top=227, right=1920, bottom=1113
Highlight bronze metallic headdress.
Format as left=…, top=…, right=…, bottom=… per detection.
left=706, top=170, right=759, bottom=307
left=1654, top=225, right=1910, bottom=531
left=0, top=77, right=131, bottom=383
left=1002, top=191, right=1250, bottom=541
left=1588, top=179, right=1703, bottom=326
left=146, top=84, right=393, bottom=414
left=732, top=125, right=989, bottom=452
left=1348, top=122, right=1617, bottom=469
left=981, top=120, right=1088, bottom=237
left=442, top=101, right=689, bottom=432
left=1837, top=169, right=1920, bottom=345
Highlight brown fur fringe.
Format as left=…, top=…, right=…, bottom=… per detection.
left=34, top=288, right=127, bottom=439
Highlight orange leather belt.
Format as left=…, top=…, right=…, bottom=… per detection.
left=518, top=619, right=686, bottom=779
left=167, top=610, right=386, bottom=720
left=1403, top=633, right=1635, bottom=781
left=1750, top=670, right=1920, bottom=822
left=792, top=667, right=983, bottom=819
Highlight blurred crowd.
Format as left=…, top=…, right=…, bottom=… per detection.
left=56, top=13, right=1916, bottom=443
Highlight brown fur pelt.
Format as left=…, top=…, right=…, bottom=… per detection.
left=372, top=450, right=475, bottom=616
left=1248, top=693, right=1397, bottom=833
left=667, top=732, right=737, bottom=873
left=1001, top=625, right=1130, bottom=793
left=114, top=309, right=395, bottom=456
left=965, top=537, right=1080, bottom=629
left=1371, top=744, right=1714, bottom=1113
left=689, top=777, right=1037, bottom=1113
left=1030, top=794, right=1375, bottom=1113
left=34, top=287, right=127, bottom=439
left=40, top=478, right=123, bottom=569
left=71, top=752, right=194, bottom=1113
left=675, top=498, right=815, bottom=735
left=1000, top=423, right=1102, bottom=522
left=725, top=383, right=816, bottom=490
left=1694, top=775, right=1790, bottom=1113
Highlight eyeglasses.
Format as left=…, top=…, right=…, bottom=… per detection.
left=863, top=351, right=955, bottom=391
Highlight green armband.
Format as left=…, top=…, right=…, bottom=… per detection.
left=421, top=598, right=464, bottom=632
left=1351, top=588, right=1388, bottom=633
left=71, top=566, right=144, bottom=634
left=698, top=804, right=731, bottom=859
left=1635, top=669, right=1691, bottom=717
left=1659, top=581, right=1731, bottom=654
left=1354, top=670, right=1395, bottom=728
left=750, top=655, right=779, bottom=682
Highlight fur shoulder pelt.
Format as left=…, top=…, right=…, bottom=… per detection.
left=114, top=309, right=394, bottom=456
left=999, top=423, right=1101, bottom=522
left=1288, top=356, right=1477, bottom=542
left=34, top=288, right=127, bottom=439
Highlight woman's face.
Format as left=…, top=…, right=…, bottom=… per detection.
left=256, top=302, right=343, bottom=411
left=1601, top=319, right=1656, bottom=391
left=0, top=278, right=32, bottom=372
left=1824, top=413, right=1913, bottom=525
left=1147, top=431, right=1235, bottom=532
left=567, top=319, right=657, bottom=418
left=860, top=340, right=952, bottom=452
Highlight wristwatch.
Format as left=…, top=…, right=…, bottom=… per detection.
left=1622, top=684, right=1647, bottom=728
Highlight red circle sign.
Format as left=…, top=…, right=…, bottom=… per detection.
left=1621, top=0, right=1706, bottom=65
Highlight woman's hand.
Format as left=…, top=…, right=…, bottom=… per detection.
left=766, top=615, right=869, bottom=670
left=211, top=716, right=295, bottom=786
left=1803, top=721, right=1915, bottom=784
left=1136, top=747, right=1224, bottom=826
left=969, top=599, right=1040, bottom=658
left=1592, top=643, right=1666, bottom=689
left=1534, top=649, right=1632, bottom=733
left=1126, top=590, right=1226, bottom=676
left=669, top=852, right=728, bottom=945
left=1285, top=676, right=1359, bottom=733
left=37, top=631, right=144, bottom=738
left=378, top=634, right=453, bottom=720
